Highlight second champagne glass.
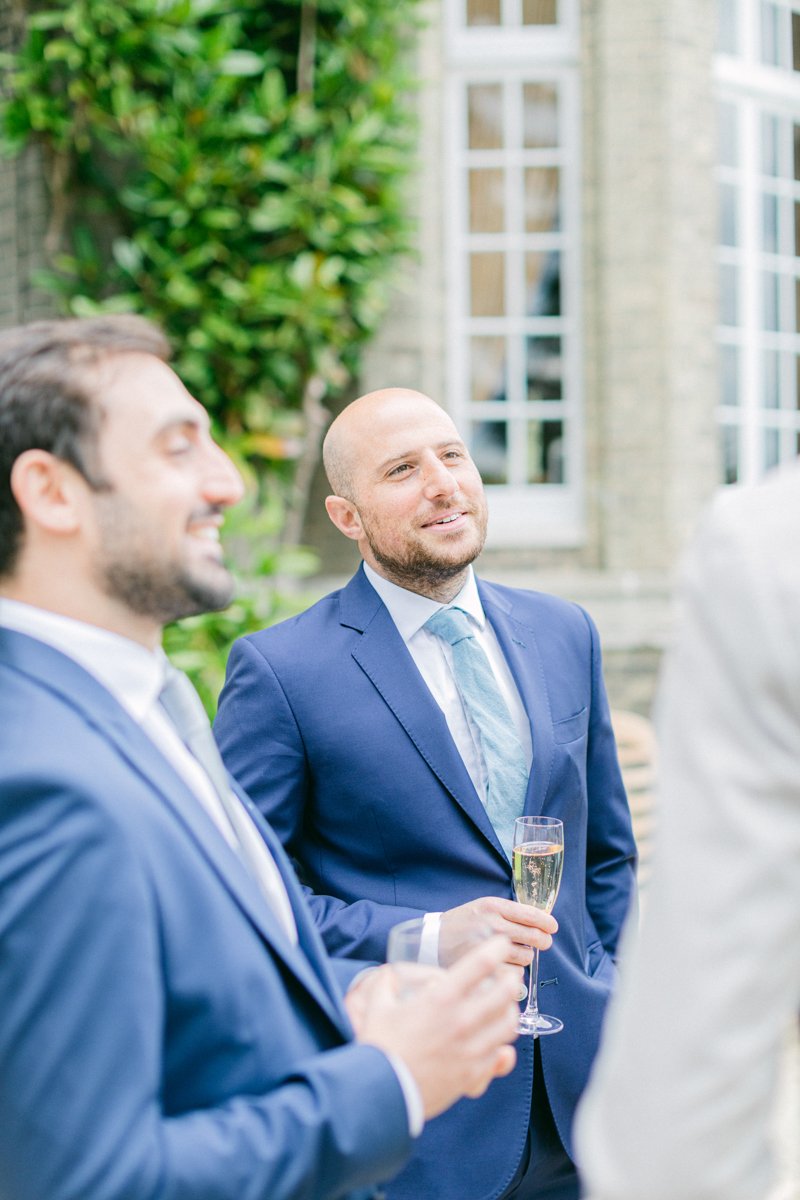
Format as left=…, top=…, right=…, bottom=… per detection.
left=513, top=815, right=564, bottom=1036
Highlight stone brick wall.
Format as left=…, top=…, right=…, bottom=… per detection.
left=0, top=0, right=51, bottom=330
left=583, top=0, right=720, bottom=574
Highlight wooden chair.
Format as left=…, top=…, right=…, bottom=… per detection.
left=610, top=709, right=657, bottom=888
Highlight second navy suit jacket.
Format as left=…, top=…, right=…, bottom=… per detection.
left=215, top=568, right=637, bottom=1200
left=0, top=626, right=411, bottom=1200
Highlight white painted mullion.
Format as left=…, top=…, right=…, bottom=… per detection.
left=740, top=95, right=763, bottom=482
left=504, top=75, right=526, bottom=487
left=503, top=0, right=522, bottom=26
left=445, top=71, right=471, bottom=440
left=559, top=66, right=581, bottom=493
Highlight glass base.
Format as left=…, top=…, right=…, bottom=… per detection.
left=517, top=1011, right=563, bottom=1037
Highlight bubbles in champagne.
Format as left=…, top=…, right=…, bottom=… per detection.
left=512, top=841, right=564, bottom=912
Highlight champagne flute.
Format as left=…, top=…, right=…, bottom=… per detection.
left=513, top=815, right=564, bottom=1036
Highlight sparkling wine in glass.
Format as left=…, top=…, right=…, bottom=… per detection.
left=513, top=815, right=564, bottom=1036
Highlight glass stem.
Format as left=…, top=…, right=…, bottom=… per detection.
left=523, top=946, right=540, bottom=1021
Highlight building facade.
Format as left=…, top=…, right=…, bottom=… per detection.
left=3, top=0, right=800, bottom=714
left=340, top=0, right=800, bottom=713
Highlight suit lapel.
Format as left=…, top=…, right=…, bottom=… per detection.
left=341, top=571, right=509, bottom=862
left=230, top=784, right=355, bottom=1032
left=478, top=582, right=555, bottom=817
left=1, top=629, right=351, bottom=1038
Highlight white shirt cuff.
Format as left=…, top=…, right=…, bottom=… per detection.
left=419, top=911, right=442, bottom=965
left=385, top=1053, right=425, bottom=1137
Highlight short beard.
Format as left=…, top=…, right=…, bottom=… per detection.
left=364, top=518, right=486, bottom=599
left=102, top=560, right=234, bottom=625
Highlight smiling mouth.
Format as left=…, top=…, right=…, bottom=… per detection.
left=424, top=511, right=468, bottom=528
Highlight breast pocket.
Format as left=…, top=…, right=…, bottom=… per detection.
left=552, top=706, right=589, bottom=744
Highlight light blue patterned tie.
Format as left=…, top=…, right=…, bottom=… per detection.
left=425, top=606, right=529, bottom=860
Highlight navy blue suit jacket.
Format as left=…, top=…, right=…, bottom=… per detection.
left=215, top=568, right=637, bottom=1200
left=0, top=626, right=412, bottom=1200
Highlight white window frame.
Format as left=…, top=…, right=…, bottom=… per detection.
left=443, top=0, right=583, bottom=547
left=715, top=0, right=800, bottom=484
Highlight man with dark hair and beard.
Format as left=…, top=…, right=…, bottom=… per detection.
left=0, top=324, right=526, bottom=1200
left=215, top=388, right=637, bottom=1200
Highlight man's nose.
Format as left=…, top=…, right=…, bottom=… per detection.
left=202, top=441, right=246, bottom=508
left=421, top=456, right=458, bottom=499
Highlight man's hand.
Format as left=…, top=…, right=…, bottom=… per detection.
left=348, top=935, right=520, bottom=1120
left=439, top=896, right=557, bottom=969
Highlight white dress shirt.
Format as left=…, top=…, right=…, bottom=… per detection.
left=364, top=564, right=532, bottom=961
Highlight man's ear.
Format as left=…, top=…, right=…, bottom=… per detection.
left=10, top=450, right=84, bottom=536
left=325, top=495, right=364, bottom=542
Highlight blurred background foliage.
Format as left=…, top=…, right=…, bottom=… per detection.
left=1, top=0, right=423, bottom=708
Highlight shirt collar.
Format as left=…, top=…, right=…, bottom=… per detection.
left=0, top=598, right=167, bottom=722
left=362, top=562, right=486, bottom=644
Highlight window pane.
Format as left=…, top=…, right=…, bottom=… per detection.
left=796, top=277, right=800, bottom=333
left=470, top=336, right=507, bottom=403
left=718, top=102, right=739, bottom=168
left=525, top=167, right=559, bottom=232
left=468, top=85, right=504, bottom=150
left=762, top=193, right=779, bottom=252
left=762, top=113, right=780, bottom=176
left=760, top=1, right=782, bottom=68
left=526, top=336, right=562, bottom=401
left=796, top=355, right=800, bottom=410
left=527, top=420, right=564, bottom=483
left=795, top=200, right=800, bottom=254
left=470, top=169, right=505, bottom=232
left=523, top=84, right=558, bottom=148
left=720, top=183, right=739, bottom=246
left=794, top=122, right=800, bottom=182
left=525, top=251, right=561, bottom=316
left=763, top=272, right=779, bottom=330
left=467, top=0, right=501, bottom=25
left=471, top=252, right=506, bottom=316
left=717, top=0, right=738, bottom=54
left=762, top=349, right=780, bottom=408
left=720, top=263, right=739, bottom=326
left=522, top=0, right=557, bottom=24
left=720, top=344, right=739, bottom=407
left=470, top=420, right=507, bottom=484
left=721, top=423, right=739, bottom=484
left=794, top=11, right=800, bottom=71
left=764, top=425, right=781, bottom=470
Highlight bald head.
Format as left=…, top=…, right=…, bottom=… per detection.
left=322, top=387, right=487, bottom=601
left=323, top=388, right=457, bottom=502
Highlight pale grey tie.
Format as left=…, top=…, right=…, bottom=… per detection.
left=159, top=665, right=243, bottom=831
left=425, top=606, right=529, bottom=860
left=158, top=664, right=297, bottom=938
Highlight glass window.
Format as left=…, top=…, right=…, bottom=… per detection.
left=467, top=0, right=502, bottom=24
left=523, top=0, right=558, bottom=24
left=720, top=343, right=740, bottom=406
left=718, top=0, right=739, bottom=54
left=446, top=0, right=579, bottom=544
left=716, top=6, right=800, bottom=484
left=464, top=0, right=558, bottom=28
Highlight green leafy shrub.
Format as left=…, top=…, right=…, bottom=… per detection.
left=1, top=0, right=424, bottom=702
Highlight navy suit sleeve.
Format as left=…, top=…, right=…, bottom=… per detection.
left=580, top=607, right=638, bottom=959
left=215, top=636, right=424, bottom=959
left=0, top=769, right=410, bottom=1200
